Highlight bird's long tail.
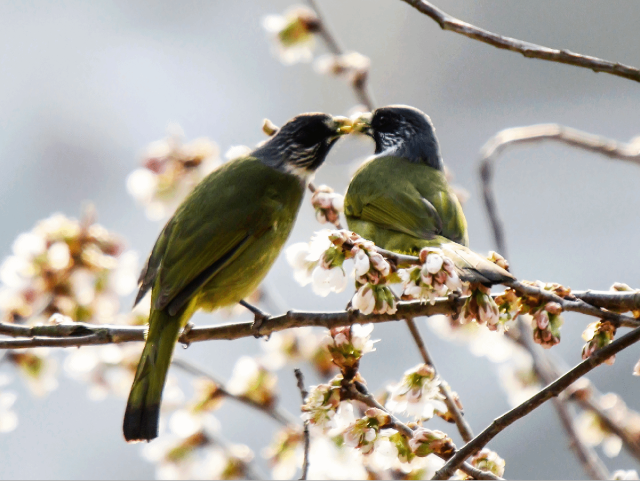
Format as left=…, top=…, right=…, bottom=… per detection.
left=123, top=308, right=183, bottom=442
left=439, top=238, right=515, bottom=285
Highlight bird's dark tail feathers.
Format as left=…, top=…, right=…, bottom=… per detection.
left=123, top=309, right=182, bottom=442
left=440, top=240, right=515, bottom=286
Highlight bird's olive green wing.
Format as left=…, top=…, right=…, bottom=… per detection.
left=134, top=219, right=175, bottom=307
left=345, top=155, right=468, bottom=245
left=142, top=157, right=292, bottom=316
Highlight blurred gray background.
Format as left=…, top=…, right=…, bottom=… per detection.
left=1, top=0, right=639, bottom=479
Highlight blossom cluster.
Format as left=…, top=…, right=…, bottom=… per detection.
left=323, top=324, right=377, bottom=379
left=460, top=284, right=501, bottom=329
left=142, top=413, right=254, bottom=480
left=310, top=184, right=344, bottom=226
left=262, top=6, right=320, bottom=65
left=582, top=320, right=616, bottom=365
left=398, top=248, right=462, bottom=305
left=386, top=364, right=446, bottom=420
left=469, top=448, right=506, bottom=478
left=127, top=125, right=220, bottom=220
left=286, top=230, right=348, bottom=297
left=260, top=327, right=336, bottom=378
left=0, top=212, right=137, bottom=326
left=262, top=5, right=372, bottom=96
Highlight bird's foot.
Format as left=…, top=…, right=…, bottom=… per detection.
left=447, top=291, right=462, bottom=321
left=180, top=322, right=195, bottom=348
left=239, top=300, right=271, bottom=339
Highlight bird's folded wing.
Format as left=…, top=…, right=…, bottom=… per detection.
left=351, top=189, right=444, bottom=240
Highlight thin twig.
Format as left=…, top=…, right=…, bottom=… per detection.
left=404, top=317, right=474, bottom=443
left=514, top=322, right=611, bottom=480
left=433, top=325, right=640, bottom=479
left=294, top=369, right=310, bottom=480
left=347, top=381, right=501, bottom=481
left=401, top=0, right=640, bottom=84
left=171, top=358, right=298, bottom=427
left=478, top=124, right=640, bottom=255
left=305, top=0, right=375, bottom=110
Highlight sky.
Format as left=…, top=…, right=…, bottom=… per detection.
left=0, top=0, right=639, bottom=479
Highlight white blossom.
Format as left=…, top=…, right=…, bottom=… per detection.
left=353, top=249, right=370, bottom=277
left=352, top=284, right=375, bottom=315
left=387, top=364, right=446, bottom=419
left=311, top=266, right=347, bottom=297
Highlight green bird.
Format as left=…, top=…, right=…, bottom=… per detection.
left=124, top=113, right=352, bottom=442
left=345, top=105, right=513, bottom=285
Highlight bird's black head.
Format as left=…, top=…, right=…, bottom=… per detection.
left=255, top=113, right=351, bottom=179
left=354, top=105, right=443, bottom=171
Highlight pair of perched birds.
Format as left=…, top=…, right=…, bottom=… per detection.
left=123, top=105, right=513, bottom=442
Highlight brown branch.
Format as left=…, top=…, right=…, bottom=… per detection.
left=0, top=300, right=457, bottom=349
left=294, top=369, right=310, bottom=480
left=171, top=358, right=297, bottom=427
left=478, top=124, right=640, bottom=255
left=401, top=0, right=640, bottom=84
left=346, top=381, right=502, bottom=481
left=305, top=0, right=375, bottom=110
left=404, top=317, right=474, bottom=443
left=433, top=324, right=640, bottom=479
left=2, top=283, right=640, bottom=349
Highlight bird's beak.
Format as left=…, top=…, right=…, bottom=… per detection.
left=332, top=116, right=353, bottom=136
left=352, top=112, right=373, bottom=136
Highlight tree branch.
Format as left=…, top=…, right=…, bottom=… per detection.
left=512, top=323, right=611, bottom=480
left=171, top=358, right=298, bottom=427
left=2, top=283, right=639, bottom=349
left=294, top=369, right=310, bottom=480
left=433, top=324, right=640, bottom=479
left=401, top=0, right=640, bottom=84
left=305, top=0, right=375, bottom=110
left=478, top=124, right=640, bottom=255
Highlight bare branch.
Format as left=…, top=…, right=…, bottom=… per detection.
left=305, top=0, right=375, bottom=110
left=171, top=358, right=298, bottom=427
left=294, top=369, right=310, bottom=480
left=478, top=124, right=640, bottom=255
left=512, top=323, right=611, bottom=480
left=401, top=0, right=640, bottom=84
left=433, top=325, right=640, bottom=479
left=2, top=282, right=640, bottom=350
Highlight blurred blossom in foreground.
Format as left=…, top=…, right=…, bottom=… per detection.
left=7, top=349, right=59, bottom=396
left=0, top=212, right=137, bottom=326
left=469, top=448, right=506, bottom=478
left=386, top=364, right=446, bottom=419
left=314, top=52, right=370, bottom=87
left=127, top=125, right=220, bottom=221
left=612, top=470, right=640, bottom=480
left=286, top=230, right=347, bottom=296
left=142, top=413, right=253, bottom=480
left=260, top=327, right=336, bottom=377
left=576, top=410, right=623, bottom=457
left=262, top=6, right=319, bottom=65
left=0, top=375, right=18, bottom=433
left=227, top=356, right=278, bottom=409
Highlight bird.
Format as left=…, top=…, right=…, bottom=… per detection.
left=123, top=112, right=352, bottom=442
left=344, top=105, right=513, bottom=286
